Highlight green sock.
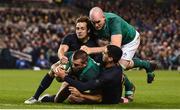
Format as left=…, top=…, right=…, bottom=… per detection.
left=124, top=74, right=134, bottom=95
left=132, top=58, right=151, bottom=73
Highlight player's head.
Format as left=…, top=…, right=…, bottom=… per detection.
left=75, top=16, right=91, bottom=40
left=103, top=45, right=122, bottom=64
left=89, top=7, right=105, bottom=30
left=71, top=50, right=88, bottom=72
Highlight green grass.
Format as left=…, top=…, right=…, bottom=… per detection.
left=0, top=69, right=180, bottom=109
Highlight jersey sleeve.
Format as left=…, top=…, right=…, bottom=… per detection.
left=64, top=75, right=103, bottom=92
left=109, top=18, right=122, bottom=35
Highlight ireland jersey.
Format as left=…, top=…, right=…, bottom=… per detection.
left=94, top=12, right=136, bottom=45
left=65, top=51, right=100, bottom=82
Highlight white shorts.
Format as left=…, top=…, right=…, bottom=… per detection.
left=121, top=31, right=140, bottom=60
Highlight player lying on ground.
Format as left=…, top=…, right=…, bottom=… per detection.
left=24, top=16, right=135, bottom=104
left=54, top=45, right=124, bottom=104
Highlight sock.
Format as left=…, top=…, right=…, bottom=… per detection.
left=55, top=85, right=71, bottom=103
left=132, top=58, right=151, bottom=73
left=33, top=73, right=54, bottom=100
left=41, top=95, right=56, bottom=102
left=123, top=74, right=134, bottom=96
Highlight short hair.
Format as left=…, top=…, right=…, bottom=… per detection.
left=73, top=50, right=88, bottom=64
left=107, top=45, right=123, bottom=63
left=76, top=16, right=91, bottom=30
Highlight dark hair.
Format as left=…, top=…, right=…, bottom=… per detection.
left=107, top=45, right=122, bottom=63
left=73, top=50, right=88, bottom=64
left=76, top=16, right=91, bottom=31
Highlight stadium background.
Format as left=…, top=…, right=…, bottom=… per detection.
left=0, top=0, right=179, bottom=70
left=0, top=0, right=180, bottom=109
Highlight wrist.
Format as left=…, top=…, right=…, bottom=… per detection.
left=88, top=48, right=92, bottom=54
left=79, top=93, right=83, bottom=98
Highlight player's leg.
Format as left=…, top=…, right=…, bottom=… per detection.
left=123, top=74, right=135, bottom=101
left=38, top=82, right=70, bottom=103
left=132, top=58, right=156, bottom=83
left=54, top=82, right=71, bottom=103
left=120, top=57, right=156, bottom=83
left=39, top=94, right=56, bottom=103
left=24, top=61, right=60, bottom=104
left=120, top=31, right=156, bottom=83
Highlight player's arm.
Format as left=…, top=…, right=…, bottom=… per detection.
left=54, top=82, right=70, bottom=103
left=111, top=34, right=122, bottom=48
left=54, top=68, right=105, bottom=92
left=81, top=45, right=105, bottom=54
left=69, top=86, right=102, bottom=103
left=54, top=68, right=106, bottom=91
left=61, top=68, right=120, bottom=92
left=110, top=17, right=123, bottom=47
left=80, top=93, right=102, bottom=103
left=58, top=44, right=69, bottom=63
left=80, top=35, right=122, bottom=54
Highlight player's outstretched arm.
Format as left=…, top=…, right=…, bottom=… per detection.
left=80, top=45, right=106, bottom=54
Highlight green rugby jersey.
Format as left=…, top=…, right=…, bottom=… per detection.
left=94, top=12, right=136, bottom=45
left=64, top=51, right=100, bottom=82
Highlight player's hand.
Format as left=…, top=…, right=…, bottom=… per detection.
left=80, top=45, right=91, bottom=54
left=68, top=94, right=84, bottom=103
left=54, top=66, right=66, bottom=79
left=60, top=55, right=68, bottom=64
left=69, top=86, right=82, bottom=97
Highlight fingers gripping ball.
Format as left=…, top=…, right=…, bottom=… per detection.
left=55, top=64, right=67, bottom=82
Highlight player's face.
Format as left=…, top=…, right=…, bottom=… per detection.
left=72, top=58, right=86, bottom=72
left=90, top=16, right=105, bottom=30
left=76, top=22, right=88, bottom=39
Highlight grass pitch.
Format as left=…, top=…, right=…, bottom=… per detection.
left=0, top=69, right=180, bottom=109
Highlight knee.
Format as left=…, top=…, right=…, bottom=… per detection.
left=67, top=95, right=75, bottom=103
left=54, top=95, right=59, bottom=103
left=119, top=60, right=134, bottom=70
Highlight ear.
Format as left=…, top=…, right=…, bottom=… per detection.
left=103, top=15, right=106, bottom=19
left=83, top=61, right=87, bottom=67
left=108, top=57, right=113, bottom=62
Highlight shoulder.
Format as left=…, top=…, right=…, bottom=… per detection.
left=105, top=12, right=119, bottom=18
left=87, top=37, right=98, bottom=44
left=88, top=57, right=100, bottom=66
left=84, top=57, right=100, bottom=73
left=62, top=33, right=78, bottom=44
left=105, top=12, right=121, bottom=22
left=64, top=33, right=77, bottom=39
left=104, top=65, right=122, bottom=73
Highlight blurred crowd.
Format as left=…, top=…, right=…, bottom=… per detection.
left=0, top=0, right=179, bottom=70
left=0, top=7, right=77, bottom=69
